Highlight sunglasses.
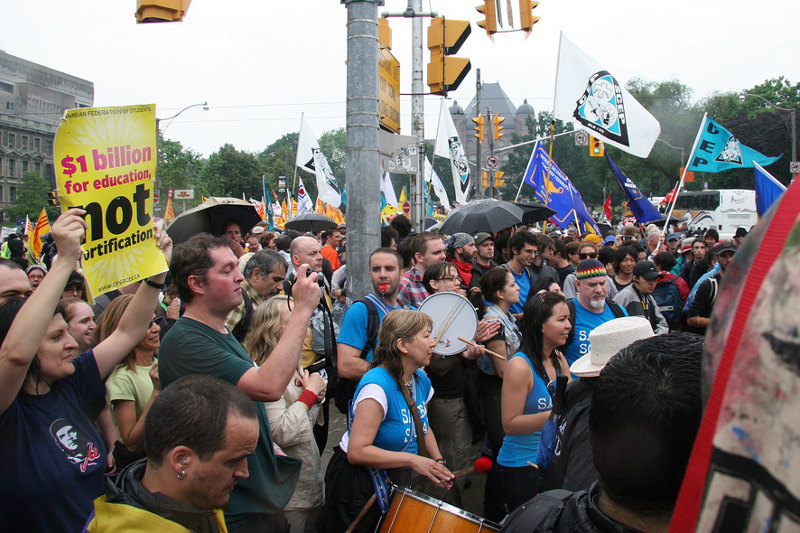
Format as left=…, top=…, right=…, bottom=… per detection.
left=579, top=252, right=598, bottom=259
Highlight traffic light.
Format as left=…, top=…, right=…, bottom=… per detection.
left=492, top=115, right=505, bottom=141
left=482, top=171, right=489, bottom=189
left=519, top=0, right=541, bottom=32
left=427, top=17, right=472, bottom=96
left=589, top=135, right=604, bottom=157
left=136, top=0, right=191, bottom=23
left=494, top=171, right=506, bottom=188
left=378, top=18, right=392, bottom=50
left=47, top=190, right=58, bottom=206
left=473, top=114, right=485, bottom=142
left=475, top=0, right=498, bottom=36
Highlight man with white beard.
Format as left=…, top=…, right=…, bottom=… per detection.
left=562, top=259, right=628, bottom=367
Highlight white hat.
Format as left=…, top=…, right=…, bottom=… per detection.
left=570, top=317, right=654, bottom=377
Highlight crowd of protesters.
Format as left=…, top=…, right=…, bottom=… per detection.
left=0, top=211, right=749, bottom=532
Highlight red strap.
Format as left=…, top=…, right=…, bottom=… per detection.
left=669, top=181, right=800, bottom=532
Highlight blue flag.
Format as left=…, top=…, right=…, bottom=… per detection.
left=523, top=143, right=599, bottom=233
left=688, top=116, right=781, bottom=173
left=605, top=154, right=662, bottom=223
left=753, top=162, right=787, bottom=217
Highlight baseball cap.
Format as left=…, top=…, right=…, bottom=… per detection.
left=666, top=233, right=681, bottom=242
left=603, top=235, right=616, bottom=245
left=633, top=261, right=659, bottom=280
left=473, top=232, right=493, bottom=246
left=570, top=317, right=655, bottom=377
left=680, top=237, right=694, bottom=254
left=715, top=239, right=737, bottom=255
left=734, top=227, right=748, bottom=238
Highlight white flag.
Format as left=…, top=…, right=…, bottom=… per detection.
left=296, top=117, right=341, bottom=207
left=435, top=103, right=471, bottom=204
left=296, top=177, right=313, bottom=216
left=380, top=171, right=399, bottom=208
left=424, top=157, right=450, bottom=212
left=553, top=33, right=661, bottom=158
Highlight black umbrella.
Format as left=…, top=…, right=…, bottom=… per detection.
left=514, top=201, right=557, bottom=225
left=284, top=212, right=338, bottom=233
left=166, top=197, right=262, bottom=244
left=439, top=198, right=524, bottom=235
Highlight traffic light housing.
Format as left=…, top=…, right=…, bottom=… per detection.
left=475, top=1, right=498, bottom=36
left=136, top=0, right=191, bottom=23
left=427, top=17, right=472, bottom=96
left=378, top=18, right=392, bottom=50
left=589, top=135, right=604, bottom=157
left=473, top=115, right=485, bottom=142
left=47, top=190, right=58, bottom=206
left=519, top=0, right=541, bottom=32
left=492, top=115, right=505, bottom=141
left=482, top=171, right=489, bottom=189
left=494, top=171, right=505, bottom=188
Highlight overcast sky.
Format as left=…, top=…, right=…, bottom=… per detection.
left=3, top=0, right=797, bottom=158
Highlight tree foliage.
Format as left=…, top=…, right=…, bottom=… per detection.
left=6, top=172, right=59, bottom=222
left=199, top=144, right=264, bottom=199
left=157, top=139, right=204, bottom=195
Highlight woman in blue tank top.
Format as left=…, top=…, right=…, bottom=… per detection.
left=497, top=291, right=572, bottom=515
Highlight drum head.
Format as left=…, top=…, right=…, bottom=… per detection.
left=418, top=292, right=478, bottom=355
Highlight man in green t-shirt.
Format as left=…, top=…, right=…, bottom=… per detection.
left=159, top=233, right=321, bottom=533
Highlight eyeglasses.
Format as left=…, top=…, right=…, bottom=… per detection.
left=437, top=276, right=461, bottom=283
left=579, top=253, right=597, bottom=259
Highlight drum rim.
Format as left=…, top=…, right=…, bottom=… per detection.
left=417, top=292, right=478, bottom=355
left=388, top=485, right=501, bottom=528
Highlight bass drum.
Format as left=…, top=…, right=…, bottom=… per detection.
left=417, top=292, right=478, bottom=356
left=379, top=486, right=500, bottom=533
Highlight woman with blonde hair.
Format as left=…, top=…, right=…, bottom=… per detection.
left=243, top=295, right=327, bottom=533
left=323, top=309, right=454, bottom=533
left=96, top=294, right=162, bottom=468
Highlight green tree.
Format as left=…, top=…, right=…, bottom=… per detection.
left=157, top=139, right=205, bottom=193
left=259, top=132, right=298, bottom=196
left=199, top=144, right=264, bottom=199
left=5, top=172, right=59, bottom=222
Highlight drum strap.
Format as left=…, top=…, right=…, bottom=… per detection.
left=400, top=381, right=429, bottom=458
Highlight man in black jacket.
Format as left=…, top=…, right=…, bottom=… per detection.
left=503, top=333, right=703, bottom=532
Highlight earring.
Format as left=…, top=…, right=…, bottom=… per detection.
left=177, top=470, right=186, bottom=480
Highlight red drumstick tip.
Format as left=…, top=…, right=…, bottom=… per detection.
left=474, top=455, right=493, bottom=473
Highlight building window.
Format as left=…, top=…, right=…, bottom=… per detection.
left=22, top=136, right=28, bottom=150
left=45, top=139, right=52, bottom=152
left=9, top=187, right=16, bottom=202
left=0, top=187, right=3, bottom=202
left=8, top=133, right=15, bottom=149
left=0, top=157, right=3, bottom=176
left=22, top=161, right=29, bottom=174
left=8, top=159, right=15, bottom=177
left=34, top=162, right=41, bottom=175
left=34, top=138, right=40, bottom=152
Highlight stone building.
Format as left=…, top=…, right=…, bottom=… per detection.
left=0, top=50, right=93, bottom=220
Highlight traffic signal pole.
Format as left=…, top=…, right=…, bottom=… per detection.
left=343, top=0, right=381, bottom=300
left=411, top=0, right=425, bottom=232
left=475, top=69, right=482, bottom=198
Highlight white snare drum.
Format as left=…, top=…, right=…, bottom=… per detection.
left=417, top=292, right=478, bottom=356
left=379, top=486, right=500, bottom=532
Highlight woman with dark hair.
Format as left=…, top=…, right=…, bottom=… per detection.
left=323, top=309, right=453, bottom=533
left=530, top=276, right=564, bottom=299
left=96, top=294, right=162, bottom=468
left=477, top=266, right=521, bottom=521
left=0, top=209, right=171, bottom=532
left=497, top=292, right=571, bottom=514
left=612, top=246, right=637, bottom=292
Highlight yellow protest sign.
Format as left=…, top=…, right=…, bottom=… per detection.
left=54, top=104, right=166, bottom=298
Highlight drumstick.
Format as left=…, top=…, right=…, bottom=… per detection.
left=526, top=461, right=539, bottom=469
left=457, top=337, right=506, bottom=360
left=434, top=297, right=467, bottom=344
left=345, top=493, right=377, bottom=533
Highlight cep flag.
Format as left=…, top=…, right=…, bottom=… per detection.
left=606, top=153, right=662, bottom=223
left=554, top=32, right=661, bottom=158
left=523, top=142, right=599, bottom=234
left=688, top=115, right=781, bottom=173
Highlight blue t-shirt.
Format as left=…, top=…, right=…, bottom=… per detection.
left=0, top=351, right=107, bottom=533
left=347, top=367, right=432, bottom=454
left=563, top=298, right=628, bottom=367
left=507, top=266, right=531, bottom=315
left=497, top=352, right=551, bottom=467
left=337, top=294, right=403, bottom=362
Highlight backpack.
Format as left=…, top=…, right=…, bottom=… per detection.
left=563, top=297, right=625, bottom=348
left=652, top=278, right=683, bottom=328
left=333, top=298, right=380, bottom=414
left=230, top=290, right=254, bottom=342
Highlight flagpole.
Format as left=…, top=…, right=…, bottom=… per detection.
left=544, top=32, right=567, bottom=235
left=659, top=112, right=708, bottom=247
left=290, top=113, right=304, bottom=221
left=514, top=141, right=538, bottom=202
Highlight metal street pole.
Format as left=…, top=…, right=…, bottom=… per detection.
left=344, top=0, right=381, bottom=300
left=475, top=69, right=482, bottom=199
left=741, top=91, right=797, bottom=172
left=411, top=0, right=425, bottom=232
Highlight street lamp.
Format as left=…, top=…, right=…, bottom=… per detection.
left=157, top=101, right=209, bottom=135
left=740, top=91, right=797, bottom=168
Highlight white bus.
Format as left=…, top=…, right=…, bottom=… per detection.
left=665, top=189, right=757, bottom=239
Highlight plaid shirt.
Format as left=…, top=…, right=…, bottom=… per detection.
left=397, top=265, right=429, bottom=308
left=225, top=279, right=266, bottom=333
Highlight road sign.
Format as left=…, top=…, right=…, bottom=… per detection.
left=174, top=189, right=194, bottom=200
left=486, top=155, right=499, bottom=168
left=791, top=161, right=800, bottom=174
left=379, top=47, right=401, bottom=134
left=153, top=189, right=160, bottom=205
left=402, top=201, right=411, bottom=215
left=575, top=131, right=589, bottom=146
